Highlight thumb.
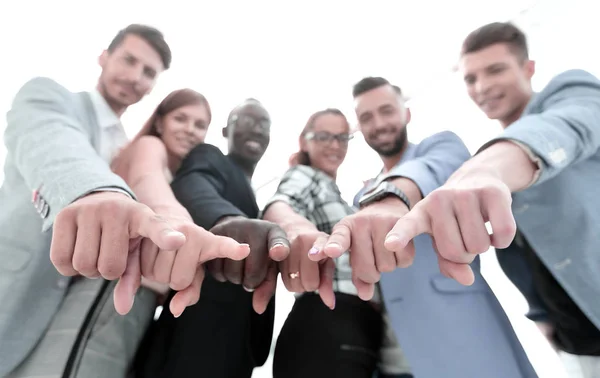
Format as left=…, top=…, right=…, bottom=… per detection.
left=113, top=244, right=141, bottom=315
left=130, top=206, right=186, bottom=251
left=267, top=225, right=290, bottom=262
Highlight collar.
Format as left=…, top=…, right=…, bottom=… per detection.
left=88, top=89, right=120, bottom=128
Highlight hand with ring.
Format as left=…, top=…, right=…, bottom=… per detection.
left=279, top=225, right=335, bottom=309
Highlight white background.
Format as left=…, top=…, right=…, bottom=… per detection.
left=1, top=1, right=599, bottom=376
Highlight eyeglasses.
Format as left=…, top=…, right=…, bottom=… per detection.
left=305, top=131, right=354, bottom=145
left=230, top=114, right=271, bottom=131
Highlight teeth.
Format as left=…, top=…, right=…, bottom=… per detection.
left=246, top=140, right=261, bottom=150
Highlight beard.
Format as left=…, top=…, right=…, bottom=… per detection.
left=368, top=127, right=407, bottom=157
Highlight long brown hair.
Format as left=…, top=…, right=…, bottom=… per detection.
left=288, top=108, right=347, bottom=167
left=133, top=88, right=211, bottom=140
left=111, top=89, right=211, bottom=173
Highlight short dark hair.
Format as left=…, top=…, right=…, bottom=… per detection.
left=352, top=77, right=402, bottom=98
left=461, top=22, right=528, bottom=60
left=107, top=24, right=172, bottom=70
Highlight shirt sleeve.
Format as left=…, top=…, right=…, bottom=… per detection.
left=262, top=165, right=318, bottom=218
left=171, top=145, right=245, bottom=229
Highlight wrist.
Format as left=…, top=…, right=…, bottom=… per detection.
left=361, top=196, right=409, bottom=215
left=215, top=215, right=246, bottom=226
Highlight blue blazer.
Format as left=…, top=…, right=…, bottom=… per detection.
left=354, top=131, right=537, bottom=378
left=484, top=69, right=600, bottom=333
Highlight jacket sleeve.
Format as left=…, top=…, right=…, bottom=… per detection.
left=4, top=77, right=133, bottom=232
left=383, top=131, right=472, bottom=196
left=480, top=69, right=600, bottom=186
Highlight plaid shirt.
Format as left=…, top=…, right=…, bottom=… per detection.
left=264, top=165, right=376, bottom=299
left=264, top=164, right=410, bottom=374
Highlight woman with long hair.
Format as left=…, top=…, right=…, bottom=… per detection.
left=111, top=88, right=213, bottom=298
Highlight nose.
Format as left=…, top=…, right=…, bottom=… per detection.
left=372, top=113, right=387, bottom=130
left=328, top=138, right=343, bottom=149
left=185, top=121, right=195, bottom=134
left=124, top=63, right=144, bottom=83
left=474, top=78, right=492, bottom=96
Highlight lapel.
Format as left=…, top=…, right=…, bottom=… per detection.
left=78, top=92, right=102, bottom=151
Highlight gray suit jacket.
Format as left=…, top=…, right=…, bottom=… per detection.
left=0, top=77, right=133, bottom=376
left=485, top=69, right=600, bottom=330
left=355, top=132, right=537, bottom=378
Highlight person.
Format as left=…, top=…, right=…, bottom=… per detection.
left=309, top=77, right=537, bottom=377
left=111, top=87, right=213, bottom=302
left=262, top=108, right=412, bottom=378
left=136, top=98, right=289, bottom=378
left=1, top=25, right=248, bottom=378
left=386, top=22, right=600, bottom=377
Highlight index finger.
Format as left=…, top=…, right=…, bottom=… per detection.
left=384, top=205, right=431, bottom=252
left=129, top=206, right=186, bottom=251
left=267, top=225, right=291, bottom=262
left=323, top=220, right=352, bottom=258
left=483, top=189, right=516, bottom=249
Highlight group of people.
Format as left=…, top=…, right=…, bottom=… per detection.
left=0, top=19, right=598, bottom=378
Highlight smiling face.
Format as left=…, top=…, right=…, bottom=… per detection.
left=224, top=102, right=271, bottom=164
left=97, top=34, right=165, bottom=113
left=354, top=84, right=410, bottom=157
left=301, top=112, right=351, bottom=177
left=158, top=103, right=211, bottom=160
left=460, top=43, right=535, bottom=127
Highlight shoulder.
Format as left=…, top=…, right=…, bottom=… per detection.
left=128, top=135, right=168, bottom=160
left=177, top=143, right=229, bottom=176
left=111, top=135, right=168, bottom=176
left=13, top=77, right=73, bottom=104
left=414, top=130, right=467, bottom=152
left=278, top=165, right=321, bottom=192
left=282, top=165, right=319, bottom=182
left=536, top=69, right=600, bottom=106
left=548, top=69, right=599, bottom=87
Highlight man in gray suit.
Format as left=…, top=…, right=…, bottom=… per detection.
left=297, top=77, right=536, bottom=377
left=1, top=24, right=248, bottom=378
left=386, top=22, right=600, bottom=377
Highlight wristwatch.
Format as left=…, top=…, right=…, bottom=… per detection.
left=358, top=181, right=411, bottom=210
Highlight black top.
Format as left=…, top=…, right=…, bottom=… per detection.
left=136, top=144, right=274, bottom=378
left=520, top=234, right=600, bottom=356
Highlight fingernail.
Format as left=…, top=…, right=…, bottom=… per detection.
left=385, top=234, right=400, bottom=245
left=270, top=242, right=284, bottom=251
left=243, top=285, right=255, bottom=292
left=164, top=229, right=184, bottom=238
left=308, top=247, right=320, bottom=255
left=130, top=296, right=135, bottom=310
left=325, top=242, right=342, bottom=250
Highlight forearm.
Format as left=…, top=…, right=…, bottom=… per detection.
left=263, top=202, right=316, bottom=233
left=129, top=173, right=191, bottom=220
left=451, top=141, right=538, bottom=192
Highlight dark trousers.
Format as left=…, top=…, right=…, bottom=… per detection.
left=134, top=275, right=275, bottom=378
left=274, top=292, right=391, bottom=378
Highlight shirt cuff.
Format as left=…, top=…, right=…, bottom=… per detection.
left=90, top=186, right=134, bottom=199
left=502, top=139, right=543, bottom=187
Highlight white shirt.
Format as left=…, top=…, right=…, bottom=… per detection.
left=88, top=89, right=129, bottom=164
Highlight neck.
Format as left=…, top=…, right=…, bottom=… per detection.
left=96, top=83, right=127, bottom=117
left=229, top=153, right=256, bottom=179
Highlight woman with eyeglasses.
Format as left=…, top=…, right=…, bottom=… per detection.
left=263, top=109, right=412, bottom=378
